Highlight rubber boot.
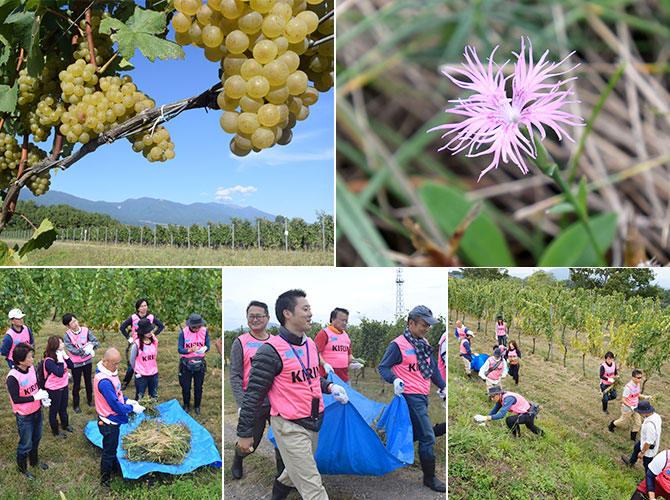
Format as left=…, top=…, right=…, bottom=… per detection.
left=271, top=479, right=293, bottom=500
left=631, top=431, right=638, bottom=442
left=275, top=447, right=286, bottom=476
left=602, top=401, right=609, bottom=414
left=433, top=422, right=446, bottom=437
left=29, top=449, right=48, bottom=470
left=420, top=457, right=446, bottom=492
left=100, top=469, right=111, bottom=487
left=608, top=420, right=615, bottom=432
left=18, top=459, right=35, bottom=480
left=231, top=452, right=244, bottom=480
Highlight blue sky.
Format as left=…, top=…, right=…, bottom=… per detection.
left=46, top=38, right=334, bottom=223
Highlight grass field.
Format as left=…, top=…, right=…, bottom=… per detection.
left=222, top=357, right=447, bottom=499
left=0, top=318, right=222, bottom=500
left=0, top=239, right=334, bottom=266
left=448, top=312, right=668, bottom=500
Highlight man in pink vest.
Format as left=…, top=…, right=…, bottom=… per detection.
left=229, top=300, right=284, bottom=480
left=316, top=307, right=363, bottom=382
left=460, top=330, right=475, bottom=379
left=609, top=369, right=651, bottom=441
left=476, top=385, right=544, bottom=437
left=631, top=449, right=670, bottom=500
left=479, top=347, right=508, bottom=389
left=2, top=309, right=35, bottom=369
left=454, top=320, right=470, bottom=339
left=6, top=342, right=50, bottom=479
left=236, top=289, right=349, bottom=500
left=94, top=348, right=145, bottom=487
left=378, top=305, right=447, bottom=493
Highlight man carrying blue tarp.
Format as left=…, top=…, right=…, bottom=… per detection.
left=236, top=289, right=349, bottom=500
left=378, top=305, right=446, bottom=493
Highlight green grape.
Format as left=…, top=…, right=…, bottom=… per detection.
left=239, top=95, right=263, bottom=113
left=251, top=126, right=274, bottom=149
left=230, top=138, right=251, bottom=156
left=286, top=70, right=308, bottom=95
left=223, top=54, right=248, bottom=75
left=217, top=92, right=240, bottom=111
left=175, top=30, right=193, bottom=45
left=234, top=132, right=253, bottom=150
left=177, top=0, right=200, bottom=16
left=202, top=25, right=224, bottom=47
left=300, top=86, right=319, bottom=105
left=257, top=103, right=280, bottom=127
left=278, top=50, right=300, bottom=72
left=220, top=111, right=239, bottom=133
left=246, top=75, right=270, bottom=98
left=172, top=11, right=192, bottom=32
left=277, top=127, right=292, bottom=145
left=220, top=0, right=245, bottom=19
left=224, top=75, right=247, bottom=99
left=262, top=14, right=287, bottom=38
left=252, top=40, right=278, bottom=64
left=196, top=3, right=214, bottom=24
left=225, top=30, right=250, bottom=54
left=295, top=105, right=309, bottom=121
left=250, top=0, right=276, bottom=14
left=265, top=84, right=289, bottom=104
left=296, top=10, right=318, bottom=33
left=271, top=2, right=293, bottom=21
left=237, top=112, right=260, bottom=134
left=262, top=59, right=289, bottom=86
left=238, top=10, right=263, bottom=34
left=188, top=22, right=203, bottom=44
left=240, top=59, right=263, bottom=80
left=284, top=17, right=307, bottom=43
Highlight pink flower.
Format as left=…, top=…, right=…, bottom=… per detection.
left=429, top=38, right=584, bottom=182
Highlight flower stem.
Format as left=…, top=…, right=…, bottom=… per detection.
left=530, top=133, right=607, bottom=265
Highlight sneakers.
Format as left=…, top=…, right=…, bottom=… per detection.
left=64, top=425, right=75, bottom=433
left=195, top=407, right=201, bottom=416
left=74, top=406, right=81, bottom=414
left=621, top=454, right=633, bottom=467
left=53, top=432, right=67, bottom=439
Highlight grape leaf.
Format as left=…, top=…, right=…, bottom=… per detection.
left=99, top=7, right=184, bottom=62
left=0, top=83, right=17, bottom=112
left=2, top=11, right=35, bottom=58
left=0, top=240, right=18, bottom=265
left=18, top=219, right=57, bottom=258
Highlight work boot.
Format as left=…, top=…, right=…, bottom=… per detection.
left=18, top=459, right=35, bottom=480
left=631, top=431, right=638, bottom=442
left=420, top=457, right=446, bottom=492
left=271, top=479, right=293, bottom=500
left=231, top=453, right=244, bottom=480
left=195, top=406, right=201, bottom=416
left=121, top=382, right=128, bottom=391
left=621, top=454, right=632, bottom=467
left=608, top=420, right=615, bottom=432
left=74, top=406, right=81, bottom=414
left=433, top=422, right=446, bottom=437
left=64, top=425, right=75, bottom=433
left=29, top=449, right=48, bottom=470
left=183, top=402, right=190, bottom=412
left=53, top=431, right=67, bottom=439
left=275, top=447, right=285, bottom=476
left=602, top=402, right=609, bottom=414
left=101, top=469, right=111, bottom=488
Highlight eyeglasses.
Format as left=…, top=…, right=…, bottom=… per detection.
left=247, top=314, right=268, bottom=320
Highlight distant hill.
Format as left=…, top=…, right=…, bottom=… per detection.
left=22, top=190, right=275, bottom=227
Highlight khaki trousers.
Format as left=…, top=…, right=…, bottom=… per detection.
left=462, top=357, right=471, bottom=374
left=271, top=415, right=328, bottom=500
left=613, top=406, right=642, bottom=433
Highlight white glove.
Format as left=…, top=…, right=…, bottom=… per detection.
left=477, top=422, right=486, bottom=427
left=608, top=378, right=614, bottom=383
left=128, top=337, right=134, bottom=344
left=196, top=346, right=207, bottom=354
left=349, top=362, right=363, bottom=371
left=126, top=399, right=137, bottom=406
left=42, top=397, right=52, bottom=407
left=131, top=403, right=145, bottom=414
left=474, top=414, right=487, bottom=423
left=56, top=350, right=65, bottom=363
left=33, top=389, right=49, bottom=401
left=330, top=384, right=349, bottom=404
left=323, top=363, right=334, bottom=374
left=237, top=407, right=241, bottom=417
left=84, top=344, right=95, bottom=356
left=437, top=388, right=446, bottom=399
left=393, top=378, right=405, bottom=396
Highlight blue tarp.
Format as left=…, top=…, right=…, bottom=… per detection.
left=471, top=353, right=489, bottom=371
left=268, top=372, right=414, bottom=476
left=85, top=398, right=222, bottom=479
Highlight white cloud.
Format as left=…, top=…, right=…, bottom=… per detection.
left=215, top=185, right=257, bottom=201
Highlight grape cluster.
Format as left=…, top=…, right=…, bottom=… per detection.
left=171, top=0, right=333, bottom=156
left=0, top=133, right=49, bottom=195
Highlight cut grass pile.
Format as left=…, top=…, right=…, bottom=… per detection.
left=122, top=420, right=191, bottom=465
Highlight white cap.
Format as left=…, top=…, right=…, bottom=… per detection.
left=8, top=308, right=25, bottom=319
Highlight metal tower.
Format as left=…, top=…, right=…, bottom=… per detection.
left=395, top=268, right=405, bottom=320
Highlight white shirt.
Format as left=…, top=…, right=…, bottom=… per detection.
left=641, top=413, right=663, bottom=458
left=478, top=356, right=508, bottom=381
left=648, top=450, right=670, bottom=476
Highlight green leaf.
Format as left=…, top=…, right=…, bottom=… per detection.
left=0, top=83, right=17, bottom=112
left=577, top=177, right=588, bottom=216
left=3, top=11, right=35, bottom=56
left=545, top=202, right=575, bottom=215
left=538, top=212, right=617, bottom=266
left=419, top=182, right=514, bottom=266
left=100, top=7, right=184, bottom=62
left=18, top=219, right=57, bottom=258
left=0, top=240, right=15, bottom=265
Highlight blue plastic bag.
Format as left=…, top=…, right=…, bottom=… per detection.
left=471, top=353, right=489, bottom=371
left=85, top=399, right=222, bottom=479
left=268, top=372, right=414, bottom=475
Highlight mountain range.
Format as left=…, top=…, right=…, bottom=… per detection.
left=22, top=190, right=275, bottom=227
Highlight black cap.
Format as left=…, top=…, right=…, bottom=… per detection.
left=487, top=385, right=504, bottom=396
left=493, top=347, right=502, bottom=358
left=408, top=305, right=438, bottom=325
left=634, top=400, right=655, bottom=414
left=136, top=318, right=155, bottom=336
left=186, top=313, right=207, bottom=328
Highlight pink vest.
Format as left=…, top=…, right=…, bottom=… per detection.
left=456, top=327, right=467, bottom=339
left=6, top=326, right=30, bottom=361
left=459, top=337, right=470, bottom=356
left=266, top=334, right=324, bottom=420
left=319, top=326, right=351, bottom=368
left=7, top=366, right=41, bottom=415
left=130, top=313, right=155, bottom=342
left=496, top=322, right=506, bottom=337
left=438, top=333, right=446, bottom=381
left=238, top=332, right=271, bottom=391
left=94, top=370, right=125, bottom=418
left=508, top=348, right=519, bottom=364
left=65, top=327, right=92, bottom=364
left=601, top=362, right=616, bottom=385
left=502, top=391, right=531, bottom=414
left=44, top=357, right=69, bottom=390
left=391, top=335, right=431, bottom=396
left=134, top=336, right=158, bottom=376
left=181, top=327, right=207, bottom=359
left=486, top=356, right=504, bottom=380
left=624, top=380, right=640, bottom=408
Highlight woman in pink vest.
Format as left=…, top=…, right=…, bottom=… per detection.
left=6, top=342, right=50, bottom=479
left=609, top=369, right=650, bottom=441
left=316, top=307, right=362, bottom=382
left=130, top=318, right=159, bottom=400
left=119, top=298, right=164, bottom=391
left=599, top=351, right=618, bottom=414
left=43, top=336, right=75, bottom=438
left=478, top=347, right=508, bottom=388
left=476, top=385, right=544, bottom=437
left=62, top=313, right=98, bottom=414
left=2, top=308, right=35, bottom=369
left=631, top=449, right=670, bottom=500
left=496, top=315, right=507, bottom=347
left=378, top=305, right=447, bottom=493
left=507, top=340, right=522, bottom=385
left=178, top=313, right=210, bottom=416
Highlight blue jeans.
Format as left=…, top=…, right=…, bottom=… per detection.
left=16, top=409, right=43, bottom=462
left=601, top=383, right=617, bottom=404
left=135, top=373, right=159, bottom=399
left=405, top=393, right=435, bottom=459
left=99, top=420, right=120, bottom=473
